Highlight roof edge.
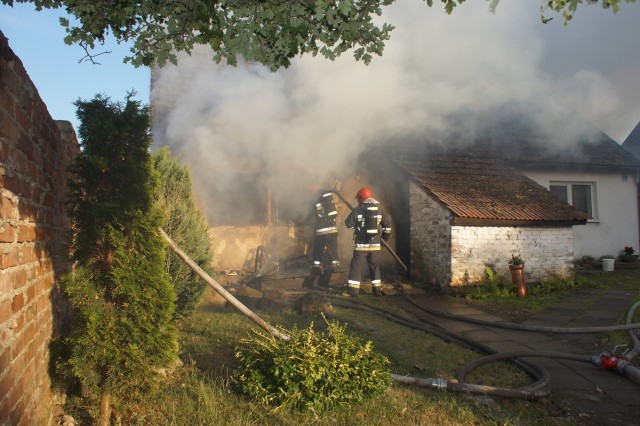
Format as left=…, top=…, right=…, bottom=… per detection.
left=451, top=218, right=588, bottom=227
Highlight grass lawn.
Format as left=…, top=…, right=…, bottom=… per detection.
left=65, top=265, right=640, bottom=425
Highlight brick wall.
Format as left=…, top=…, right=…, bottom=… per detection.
left=409, top=181, right=575, bottom=288
left=0, top=31, right=79, bottom=425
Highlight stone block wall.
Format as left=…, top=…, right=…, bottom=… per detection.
left=0, top=31, right=79, bottom=425
left=409, top=181, right=453, bottom=286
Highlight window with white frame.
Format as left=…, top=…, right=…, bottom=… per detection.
left=549, top=182, right=596, bottom=219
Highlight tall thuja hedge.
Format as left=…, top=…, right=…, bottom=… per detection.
left=61, top=93, right=177, bottom=423
left=152, top=146, right=212, bottom=318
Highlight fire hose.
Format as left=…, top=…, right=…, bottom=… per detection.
left=160, top=227, right=640, bottom=397
left=389, top=282, right=640, bottom=386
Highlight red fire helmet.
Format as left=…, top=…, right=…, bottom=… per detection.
left=356, top=186, right=372, bottom=202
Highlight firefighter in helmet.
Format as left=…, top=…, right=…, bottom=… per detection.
left=310, top=183, right=340, bottom=274
left=345, top=186, right=392, bottom=296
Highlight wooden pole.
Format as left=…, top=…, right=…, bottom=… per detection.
left=159, top=228, right=290, bottom=341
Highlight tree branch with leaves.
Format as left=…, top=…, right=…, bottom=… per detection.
left=2, top=0, right=635, bottom=70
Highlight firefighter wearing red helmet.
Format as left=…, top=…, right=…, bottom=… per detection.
left=345, top=186, right=392, bottom=296
left=310, top=183, right=340, bottom=274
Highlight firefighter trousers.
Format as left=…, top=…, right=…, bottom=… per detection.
left=311, top=233, right=339, bottom=268
left=347, top=249, right=381, bottom=289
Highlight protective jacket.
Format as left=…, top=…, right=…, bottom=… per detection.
left=345, top=198, right=391, bottom=251
left=314, top=190, right=338, bottom=235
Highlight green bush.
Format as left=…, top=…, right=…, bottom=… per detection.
left=233, top=316, right=391, bottom=413
left=465, top=266, right=513, bottom=300
left=58, top=93, right=177, bottom=423
left=529, top=276, right=577, bottom=296
left=152, top=147, right=213, bottom=318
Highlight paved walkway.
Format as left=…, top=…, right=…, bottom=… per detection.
left=385, top=286, right=640, bottom=425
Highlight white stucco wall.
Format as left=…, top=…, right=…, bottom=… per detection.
left=524, top=170, right=639, bottom=259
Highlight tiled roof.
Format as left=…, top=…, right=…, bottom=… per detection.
left=396, top=150, right=591, bottom=224
left=449, top=112, right=640, bottom=171
left=479, top=133, right=640, bottom=171
left=622, top=121, right=640, bottom=160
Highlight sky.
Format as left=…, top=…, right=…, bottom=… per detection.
left=2, top=2, right=640, bottom=223
left=0, top=3, right=150, bottom=132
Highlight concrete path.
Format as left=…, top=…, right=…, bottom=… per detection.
left=385, top=286, right=640, bottom=425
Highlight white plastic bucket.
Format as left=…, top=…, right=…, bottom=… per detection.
left=602, top=258, right=614, bottom=271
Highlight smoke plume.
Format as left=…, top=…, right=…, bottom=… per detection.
left=151, top=1, right=639, bottom=225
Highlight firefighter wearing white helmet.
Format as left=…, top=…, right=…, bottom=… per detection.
left=344, top=186, right=392, bottom=296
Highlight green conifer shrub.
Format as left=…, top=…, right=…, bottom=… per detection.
left=233, top=316, right=391, bottom=413
left=151, top=147, right=213, bottom=318
left=58, top=93, right=178, bottom=423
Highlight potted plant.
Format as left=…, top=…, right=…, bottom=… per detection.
left=580, top=255, right=595, bottom=269
left=508, top=254, right=526, bottom=297
left=620, top=246, right=639, bottom=263
left=600, top=255, right=615, bottom=271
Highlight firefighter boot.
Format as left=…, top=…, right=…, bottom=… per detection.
left=348, top=287, right=360, bottom=297
left=373, top=286, right=382, bottom=297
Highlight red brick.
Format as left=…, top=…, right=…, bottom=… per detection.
left=34, top=226, right=51, bottom=242
left=9, top=148, right=27, bottom=175
left=0, top=175, right=22, bottom=195
left=0, top=299, right=11, bottom=324
left=0, top=84, right=14, bottom=115
left=20, top=247, right=36, bottom=264
left=14, top=312, right=24, bottom=333
left=0, top=270, right=10, bottom=293
left=0, top=397, right=10, bottom=426
left=26, top=302, right=36, bottom=323
left=36, top=294, right=47, bottom=312
left=11, top=293, right=23, bottom=313
left=20, top=349, right=35, bottom=377
left=0, top=136, right=13, bottom=162
left=0, top=195, right=16, bottom=220
left=25, top=284, right=35, bottom=303
left=0, top=224, right=15, bottom=243
left=9, top=399, right=24, bottom=426
left=0, top=373, right=14, bottom=415
left=17, top=202, right=36, bottom=222
left=0, top=347, right=10, bottom=373
left=10, top=269, right=27, bottom=290
left=42, top=275, right=53, bottom=291
left=16, top=225, right=35, bottom=243
left=0, top=248, right=20, bottom=269
left=1, top=328, right=12, bottom=346
left=12, top=337, right=25, bottom=367
left=0, top=109, right=19, bottom=140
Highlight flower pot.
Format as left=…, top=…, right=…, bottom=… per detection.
left=602, top=258, right=614, bottom=271
left=620, top=254, right=639, bottom=263
left=509, top=264, right=526, bottom=298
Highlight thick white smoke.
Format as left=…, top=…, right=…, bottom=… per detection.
left=151, top=1, right=639, bottom=224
